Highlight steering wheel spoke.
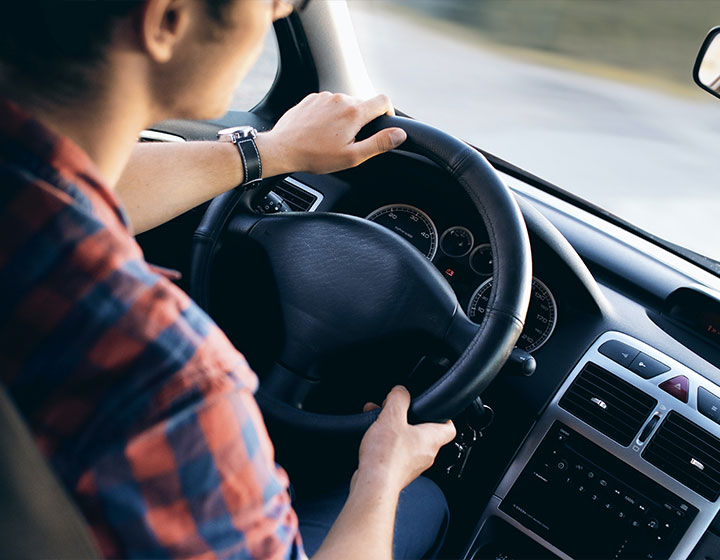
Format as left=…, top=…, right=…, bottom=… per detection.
left=261, top=362, right=317, bottom=408
left=444, top=309, right=481, bottom=357
left=226, top=211, right=263, bottom=238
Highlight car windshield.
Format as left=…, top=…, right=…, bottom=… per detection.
left=347, top=0, right=720, bottom=266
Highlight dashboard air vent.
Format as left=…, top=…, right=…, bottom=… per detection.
left=273, top=178, right=320, bottom=212
left=559, top=362, right=657, bottom=446
left=138, top=130, right=186, bottom=143
left=643, top=411, right=720, bottom=501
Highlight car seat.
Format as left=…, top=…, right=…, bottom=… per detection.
left=0, top=383, right=99, bottom=558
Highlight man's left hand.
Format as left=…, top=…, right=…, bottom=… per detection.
left=256, top=92, right=407, bottom=178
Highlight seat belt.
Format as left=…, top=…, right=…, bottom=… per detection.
left=0, top=384, right=99, bottom=558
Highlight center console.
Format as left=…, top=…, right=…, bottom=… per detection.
left=465, top=332, right=720, bottom=559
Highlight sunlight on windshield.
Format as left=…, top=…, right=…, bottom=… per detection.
left=348, top=0, right=720, bottom=263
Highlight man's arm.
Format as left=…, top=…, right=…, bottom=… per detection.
left=116, top=93, right=408, bottom=234
left=312, top=386, right=456, bottom=560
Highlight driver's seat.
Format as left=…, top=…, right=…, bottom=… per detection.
left=0, top=383, right=99, bottom=558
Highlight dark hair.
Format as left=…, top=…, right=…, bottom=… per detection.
left=0, top=0, right=232, bottom=103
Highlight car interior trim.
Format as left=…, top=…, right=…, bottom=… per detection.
left=465, top=330, right=720, bottom=559
left=507, top=175, right=720, bottom=294
left=297, top=0, right=376, bottom=98
left=282, top=176, right=325, bottom=212
left=138, top=129, right=186, bottom=143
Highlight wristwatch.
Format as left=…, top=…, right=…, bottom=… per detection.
left=217, top=125, right=262, bottom=187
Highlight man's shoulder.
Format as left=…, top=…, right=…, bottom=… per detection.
left=0, top=147, right=256, bottom=465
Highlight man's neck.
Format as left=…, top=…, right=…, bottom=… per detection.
left=12, top=70, right=154, bottom=190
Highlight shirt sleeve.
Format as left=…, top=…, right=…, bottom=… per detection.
left=75, top=354, right=306, bottom=559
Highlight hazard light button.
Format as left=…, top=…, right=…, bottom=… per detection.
left=659, top=376, right=689, bottom=403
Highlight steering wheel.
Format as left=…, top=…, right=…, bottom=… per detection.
left=189, top=115, right=532, bottom=435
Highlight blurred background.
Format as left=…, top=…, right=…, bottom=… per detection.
left=237, top=0, right=720, bottom=264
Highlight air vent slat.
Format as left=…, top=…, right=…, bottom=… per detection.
left=578, top=373, right=654, bottom=411
left=643, top=411, right=720, bottom=501
left=664, top=421, right=720, bottom=463
left=562, top=391, right=640, bottom=432
left=560, top=362, right=657, bottom=446
left=561, top=394, right=641, bottom=442
left=569, top=384, right=648, bottom=427
left=644, top=452, right=716, bottom=497
left=561, top=403, right=636, bottom=443
left=273, top=180, right=318, bottom=212
left=651, top=434, right=720, bottom=480
left=275, top=184, right=314, bottom=205
left=653, top=431, right=720, bottom=475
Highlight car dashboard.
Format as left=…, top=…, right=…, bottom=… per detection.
left=137, top=124, right=720, bottom=560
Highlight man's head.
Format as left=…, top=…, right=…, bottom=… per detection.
left=0, top=0, right=295, bottom=121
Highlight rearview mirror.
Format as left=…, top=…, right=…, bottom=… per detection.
left=694, top=27, right=720, bottom=99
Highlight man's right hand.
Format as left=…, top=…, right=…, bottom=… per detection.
left=310, top=386, right=455, bottom=559
left=355, top=386, right=456, bottom=495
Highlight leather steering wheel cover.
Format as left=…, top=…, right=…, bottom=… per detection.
left=361, top=116, right=533, bottom=422
left=190, top=115, right=532, bottom=430
left=190, top=188, right=247, bottom=310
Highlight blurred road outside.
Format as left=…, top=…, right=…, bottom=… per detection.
left=232, top=1, right=720, bottom=263
left=347, top=1, right=720, bottom=263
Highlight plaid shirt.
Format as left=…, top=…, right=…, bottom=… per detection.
left=0, top=99, right=305, bottom=559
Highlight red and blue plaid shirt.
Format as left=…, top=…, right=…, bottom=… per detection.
left=0, top=99, right=305, bottom=559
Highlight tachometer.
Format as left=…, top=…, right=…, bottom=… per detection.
left=467, top=277, right=557, bottom=353
left=366, top=204, right=438, bottom=260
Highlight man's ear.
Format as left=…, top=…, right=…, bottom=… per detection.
left=140, top=0, right=191, bottom=63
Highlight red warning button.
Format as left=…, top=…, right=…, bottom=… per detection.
left=659, top=375, right=689, bottom=403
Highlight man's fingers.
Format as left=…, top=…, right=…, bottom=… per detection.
left=358, top=93, right=396, bottom=122
left=436, top=420, right=457, bottom=445
left=363, top=402, right=381, bottom=412
left=352, top=128, right=407, bottom=164
left=382, top=385, right=411, bottom=417
left=420, top=420, right=457, bottom=448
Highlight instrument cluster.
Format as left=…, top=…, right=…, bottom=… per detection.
left=366, top=203, right=558, bottom=353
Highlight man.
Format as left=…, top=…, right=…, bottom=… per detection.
left=0, top=1, right=456, bottom=558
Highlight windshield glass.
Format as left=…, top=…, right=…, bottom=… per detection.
left=348, top=0, right=720, bottom=264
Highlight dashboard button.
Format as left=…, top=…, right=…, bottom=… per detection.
left=659, top=376, right=689, bottom=403
left=629, top=353, right=671, bottom=379
left=598, top=340, right=639, bottom=366
left=698, top=386, right=720, bottom=425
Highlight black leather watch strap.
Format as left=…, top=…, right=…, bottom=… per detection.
left=235, top=137, right=262, bottom=185
left=217, top=126, right=262, bottom=187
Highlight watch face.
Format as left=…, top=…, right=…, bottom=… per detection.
left=217, top=125, right=257, bottom=140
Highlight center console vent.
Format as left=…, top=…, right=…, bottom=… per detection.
left=559, top=362, right=657, bottom=446
left=272, top=178, right=320, bottom=212
left=643, top=411, right=720, bottom=501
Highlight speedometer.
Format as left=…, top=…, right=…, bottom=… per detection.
left=366, top=204, right=438, bottom=260
left=467, top=277, right=557, bottom=353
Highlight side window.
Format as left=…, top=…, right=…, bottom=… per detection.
left=229, top=31, right=279, bottom=111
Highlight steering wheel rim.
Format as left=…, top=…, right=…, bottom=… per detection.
left=190, top=115, right=532, bottom=433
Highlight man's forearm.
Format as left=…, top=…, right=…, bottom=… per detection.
left=115, top=93, right=407, bottom=234
left=311, top=474, right=400, bottom=560
left=116, top=141, right=243, bottom=234
left=115, top=137, right=287, bottom=234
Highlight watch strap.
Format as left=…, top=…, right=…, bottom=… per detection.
left=235, top=137, right=262, bottom=186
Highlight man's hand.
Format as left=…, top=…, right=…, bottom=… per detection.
left=256, top=92, right=407, bottom=178
left=355, top=386, right=456, bottom=495
left=310, top=386, right=454, bottom=559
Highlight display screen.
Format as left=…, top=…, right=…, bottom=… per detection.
left=666, top=288, right=720, bottom=348
left=701, top=310, right=720, bottom=343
